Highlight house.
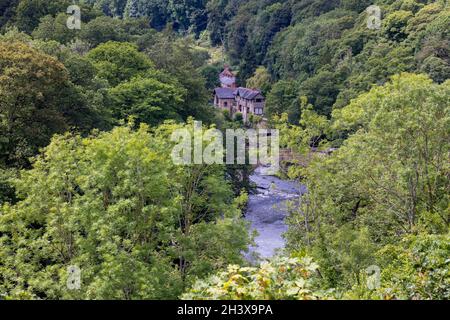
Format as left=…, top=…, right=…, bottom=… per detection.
left=213, top=66, right=265, bottom=123
left=234, top=87, right=265, bottom=122
left=214, top=87, right=235, bottom=114
left=219, top=65, right=237, bottom=89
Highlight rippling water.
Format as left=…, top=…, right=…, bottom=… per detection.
left=244, top=166, right=306, bottom=263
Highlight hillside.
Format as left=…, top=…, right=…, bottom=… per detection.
left=0, top=0, right=448, bottom=301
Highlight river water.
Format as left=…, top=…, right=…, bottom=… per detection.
left=244, top=166, right=306, bottom=263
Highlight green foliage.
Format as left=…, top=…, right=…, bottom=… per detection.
left=382, top=10, right=413, bottom=42
left=246, top=66, right=272, bottom=95
left=32, top=13, right=79, bottom=44
left=265, top=80, right=299, bottom=123
left=0, top=168, right=17, bottom=205
left=0, top=41, right=97, bottom=168
left=168, top=0, right=209, bottom=34
left=290, top=0, right=341, bottom=22
left=273, top=98, right=330, bottom=154
left=220, top=0, right=449, bottom=122
left=233, top=112, right=243, bottom=122
left=13, top=0, right=70, bottom=33
left=108, top=75, right=185, bottom=125
left=283, top=73, right=450, bottom=289
left=183, top=256, right=332, bottom=300
left=199, top=63, right=222, bottom=91
left=374, top=233, right=450, bottom=300
left=267, top=8, right=357, bottom=81
left=88, top=0, right=208, bottom=34
left=145, top=33, right=212, bottom=122
left=87, top=41, right=154, bottom=87
left=226, top=0, right=292, bottom=80
left=0, top=0, right=448, bottom=301
left=80, top=16, right=128, bottom=47
left=420, top=56, right=450, bottom=84
left=206, top=0, right=241, bottom=46
left=345, top=233, right=450, bottom=300
left=56, top=49, right=97, bottom=87
left=0, top=123, right=250, bottom=299
left=30, top=4, right=103, bottom=44
left=0, top=0, right=19, bottom=30
left=310, top=226, right=377, bottom=288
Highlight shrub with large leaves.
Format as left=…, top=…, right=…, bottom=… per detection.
left=183, top=256, right=332, bottom=300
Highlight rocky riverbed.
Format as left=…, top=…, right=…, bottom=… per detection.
left=244, top=166, right=306, bottom=262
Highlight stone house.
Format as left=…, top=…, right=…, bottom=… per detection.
left=214, top=87, right=235, bottom=114
left=234, top=87, right=265, bottom=122
left=213, top=66, right=265, bottom=122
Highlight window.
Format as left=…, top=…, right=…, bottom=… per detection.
left=255, top=108, right=263, bottom=115
left=256, top=99, right=262, bottom=103
left=224, top=102, right=228, bottom=107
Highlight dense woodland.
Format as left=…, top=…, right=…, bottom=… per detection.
left=0, top=0, right=449, bottom=299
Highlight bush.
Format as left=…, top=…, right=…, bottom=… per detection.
left=234, top=112, right=243, bottom=122
left=182, top=256, right=333, bottom=300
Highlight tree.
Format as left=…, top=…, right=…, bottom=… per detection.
left=145, top=33, right=212, bottom=122
left=199, top=64, right=222, bottom=91
left=246, top=66, right=272, bottom=95
left=92, top=0, right=128, bottom=17
left=298, top=70, right=344, bottom=117
left=284, top=73, right=450, bottom=288
left=167, top=0, right=208, bottom=34
left=42, top=44, right=97, bottom=87
left=0, top=41, right=93, bottom=168
left=87, top=41, right=154, bottom=87
left=108, top=75, right=185, bottom=125
left=0, top=122, right=251, bottom=299
left=265, top=80, right=300, bottom=123
left=382, top=10, right=414, bottom=42
left=419, top=56, right=450, bottom=84
left=206, top=0, right=242, bottom=46
left=290, top=0, right=341, bottom=21
left=373, top=233, right=450, bottom=300
left=32, top=13, right=78, bottom=44
left=0, top=0, right=18, bottom=30
left=136, top=0, right=170, bottom=30
left=266, top=8, right=357, bottom=81
left=13, top=0, right=70, bottom=33
left=124, top=0, right=140, bottom=18
left=80, top=16, right=128, bottom=47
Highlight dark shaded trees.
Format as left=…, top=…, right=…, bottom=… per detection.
left=0, top=41, right=97, bottom=168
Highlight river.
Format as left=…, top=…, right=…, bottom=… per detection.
left=244, top=166, right=306, bottom=263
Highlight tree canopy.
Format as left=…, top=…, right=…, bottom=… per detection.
left=0, top=123, right=250, bottom=299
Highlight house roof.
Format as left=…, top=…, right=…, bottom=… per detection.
left=220, top=66, right=235, bottom=78
left=234, top=87, right=264, bottom=100
left=220, top=75, right=236, bottom=86
left=214, top=87, right=235, bottom=99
